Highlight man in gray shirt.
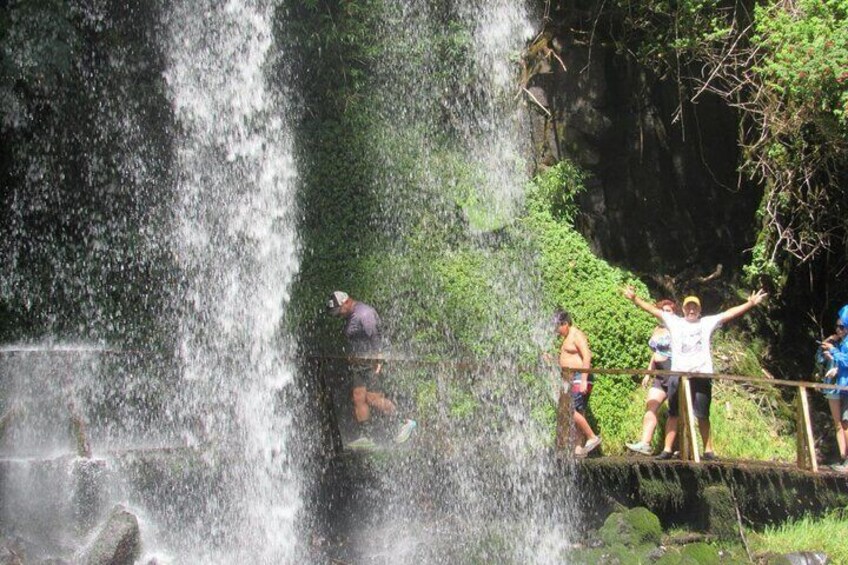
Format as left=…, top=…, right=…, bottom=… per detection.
left=327, top=291, right=416, bottom=449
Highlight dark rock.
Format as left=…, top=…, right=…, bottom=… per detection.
left=646, top=546, right=665, bottom=561
left=765, top=552, right=829, bottom=565
left=78, top=505, right=140, bottom=565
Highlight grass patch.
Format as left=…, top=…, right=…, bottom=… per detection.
left=748, top=510, right=848, bottom=564
left=709, top=381, right=796, bottom=462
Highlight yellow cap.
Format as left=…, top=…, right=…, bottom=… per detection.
left=682, top=296, right=701, bottom=308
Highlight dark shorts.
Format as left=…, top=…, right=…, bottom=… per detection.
left=350, top=364, right=381, bottom=391
left=570, top=382, right=593, bottom=414
left=690, top=377, right=712, bottom=419
left=652, top=375, right=680, bottom=417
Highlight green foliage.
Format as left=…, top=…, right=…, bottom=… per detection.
left=608, top=0, right=735, bottom=72
left=754, top=0, right=848, bottom=129
left=526, top=160, right=586, bottom=223
left=709, top=333, right=796, bottom=461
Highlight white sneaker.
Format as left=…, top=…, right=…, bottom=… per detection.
left=583, top=436, right=602, bottom=456
left=626, top=441, right=652, bottom=455
left=394, top=419, right=417, bottom=444
left=347, top=436, right=377, bottom=451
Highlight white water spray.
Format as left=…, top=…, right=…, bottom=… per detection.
left=163, top=0, right=301, bottom=561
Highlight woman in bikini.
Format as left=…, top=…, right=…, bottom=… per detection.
left=626, top=299, right=678, bottom=456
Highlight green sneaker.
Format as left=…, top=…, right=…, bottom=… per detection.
left=394, top=419, right=417, bottom=444
left=831, top=459, right=848, bottom=473
left=626, top=441, right=652, bottom=455
left=347, top=436, right=377, bottom=451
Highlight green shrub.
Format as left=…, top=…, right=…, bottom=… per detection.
left=525, top=163, right=656, bottom=451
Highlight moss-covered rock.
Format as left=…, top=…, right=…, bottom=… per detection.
left=598, top=507, right=662, bottom=548
left=702, top=485, right=738, bottom=541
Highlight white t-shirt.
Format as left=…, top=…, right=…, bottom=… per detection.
left=660, top=312, right=723, bottom=373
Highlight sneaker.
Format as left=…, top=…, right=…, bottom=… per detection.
left=655, top=450, right=674, bottom=461
left=626, top=441, right=653, bottom=456
left=394, top=419, right=417, bottom=444
left=583, top=436, right=602, bottom=456
left=574, top=446, right=586, bottom=458
left=702, top=452, right=719, bottom=462
left=347, top=436, right=377, bottom=451
left=831, top=459, right=848, bottom=473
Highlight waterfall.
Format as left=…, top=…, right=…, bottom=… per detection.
left=305, top=1, right=578, bottom=562
left=0, top=0, right=303, bottom=561
left=161, top=0, right=301, bottom=562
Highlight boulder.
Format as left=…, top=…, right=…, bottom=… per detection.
left=764, top=552, right=829, bottom=565
left=598, top=506, right=662, bottom=548
left=78, top=505, right=140, bottom=565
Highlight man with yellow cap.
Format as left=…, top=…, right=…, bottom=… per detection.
left=623, top=286, right=767, bottom=460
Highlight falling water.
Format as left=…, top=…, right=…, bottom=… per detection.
left=2, top=0, right=303, bottom=561
left=314, top=1, right=578, bottom=562
left=162, top=0, right=301, bottom=562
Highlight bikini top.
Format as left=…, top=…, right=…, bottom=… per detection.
left=648, top=331, right=672, bottom=357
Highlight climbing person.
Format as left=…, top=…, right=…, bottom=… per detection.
left=820, top=305, right=848, bottom=473
left=553, top=309, right=601, bottom=457
left=626, top=299, right=679, bottom=456
left=326, top=291, right=416, bottom=449
left=623, top=287, right=768, bottom=461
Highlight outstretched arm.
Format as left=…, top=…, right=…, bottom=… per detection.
left=622, top=286, right=663, bottom=320
left=719, top=289, right=768, bottom=324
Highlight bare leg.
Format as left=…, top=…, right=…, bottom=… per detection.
left=366, top=391, right=396, bottom=416
left=352, top=386, right=369, bottom=423
left=663, top=416, right=678, bottom=452
left=640, top=388, right=667, bottom=445
left=828, top=399, right=847, bottom=459
left=573, top=411, right=596, bottom=445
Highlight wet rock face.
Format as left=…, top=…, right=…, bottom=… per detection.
left=526, top=41, right=760, bottom=278
left=78, top=505, right=140, bottom=565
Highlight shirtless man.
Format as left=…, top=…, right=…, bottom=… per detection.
left=553, top=310, right=601, bottom=456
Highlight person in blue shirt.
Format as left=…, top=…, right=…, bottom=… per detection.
left=820, top=304, right=848, bottom=472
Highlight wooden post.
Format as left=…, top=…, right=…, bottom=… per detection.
left=314, top=357, right=343, bottom=456
left=67, top=400, right=92, bottom=458
left=795, top=385, right=818, bottom=472
left=555, top=381, right=573, bottom=452
left=678, top=377, right=700, bottom=463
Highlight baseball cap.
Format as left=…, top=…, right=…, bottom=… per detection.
left=682, top=296, right=701, bottom=308
left=326, top=291, right=349, bottom=312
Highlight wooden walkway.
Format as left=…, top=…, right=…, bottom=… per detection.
left=562, top=366, right=848, bottom=473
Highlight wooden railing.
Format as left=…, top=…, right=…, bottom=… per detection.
left=4, top=348, right=842, bottom=472
left=561, top=366, right=848, bottom=472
